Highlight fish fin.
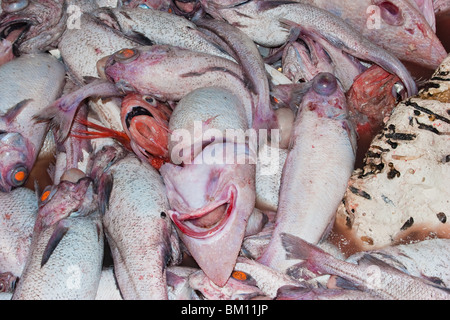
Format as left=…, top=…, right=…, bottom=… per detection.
left=124, top=31, right=155, bottom=46
left=280, top=232, right=323, bottom=260
left=3, top=99, right=33, bottom=124
left=286, top=261, right=316, bottom=281
left=41, top=221, right=70, bottom=268
left=271, top=83, right=310, bottom=113
left=332, top=276, right=361, bottom=291
left=97, top=173, right=113, bottom=216
left=82, top=76, right=101, bottom=84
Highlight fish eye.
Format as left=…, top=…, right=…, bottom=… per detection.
left=378, top=1, right=404, bottom=26
left=39, top=185, right=56, bottom=204
left=143, top=95, right=157, bottom=106
left=2, top=0, right=29, bottom=13
left=9, top=165, right=28, bottom=187
left=312, top=72, right=338, bottom=96
left=391, top=82, right=406, bottom=103
left=114, top=48, right=139, bottom=63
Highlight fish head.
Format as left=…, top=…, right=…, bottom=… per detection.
left=347, top=64, right=406, bottom=137
left=0, top=0, right=66, bottom=60
left=120, top=93, right=171, bottom=159
left=103, top=46, right=170, bottom=96
left=160, top=142, right=256, bottom=287
left=0, top=132, right=33, bottom=192
left=188, top=269, right=266, bottom=300
left=369, top=0, right=447, bottom=69
left=302, top=72, right=357, bottom=154
left=36, top=174, right=96, bottom=231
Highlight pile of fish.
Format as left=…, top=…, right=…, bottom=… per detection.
left=0, top=0, right=449, bottom=300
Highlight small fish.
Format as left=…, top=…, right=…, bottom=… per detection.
left=281, top=233, right=450, bottom=300
left=0, top=53, right=65, bottom=192
left=12, top=172, right=104, bottom=300
left=258, top=73, right=356, bottom=273
left=90, top=145, right=178, bottom=300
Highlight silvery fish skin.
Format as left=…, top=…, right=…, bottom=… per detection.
left=0, top=53, right=65, bottom=192
left=12, top=175, right=103, bottom=300
left=258, top=73, right=356, bottom=273
left=166, top=266, right=202, bottom=300
left=95, top=267, right=123, bottom=300
left=281, top=233, right=450, bottom=300
left=91, top=7, right=231, bottom=60
left=276, top=285, right=382, bottom=300
left=58, top=12, right=139, bottom=83
left=0, top=187, right=37, bottom=277
left=289, top=0, right=446, bottom=69
left=200, top=0, right=417, bottom=96
left=91, top=146, right=176, bottom=300
left=342, top=239, right=450, bottom=288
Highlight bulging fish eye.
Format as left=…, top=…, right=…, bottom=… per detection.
left=2, top=0, right=29, bottom=13
left=378, top=1, right=404, bottom=26
left=312, top=72, right=338, bottom=96
left=143, top=95, right=157, bottom=106
left=114, top=48, right=139, bottom=63
left=9, top=165, right=28, bottom=187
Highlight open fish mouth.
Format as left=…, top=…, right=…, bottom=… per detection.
left=169, top=186, right=237, bottom=239
left=0, top=19, right=32, bottom=56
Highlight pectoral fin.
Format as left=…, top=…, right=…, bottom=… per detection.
left=41, top=221, right=70, bottom=268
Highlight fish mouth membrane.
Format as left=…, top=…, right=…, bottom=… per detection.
left=170, top=187, right=236, bottom=239
left=0, top=19, right=32, bottom=55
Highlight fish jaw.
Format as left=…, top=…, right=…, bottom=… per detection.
left=161, top=143, right=256, bottom=287
left=0, top=132, right=34, bottom=192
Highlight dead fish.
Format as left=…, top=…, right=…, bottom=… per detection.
left=200, top=0, right=418, bottom=96
left=0, top=0, right=67, bottom=63
left=160, top=86, right=256, bottom=287
left=0, top=187, right=37, bottom=278
left=341, top=239, right=450, bottom=289
left=95, top=267, right=123, bottom=300
left=281, top=233, right=450, bottom=300
left=12, top=172, right=103, bottom=300
left=0, top=53, right=65, bottom=192
left=90, top=145, right=178, bottom=300
left=289, top=0, right=446, bottom=69
left=258, top=73, right=356, bottom=273
left=91, top=6, right=231, bottom=59
left=166, top=266, right=202, bottom=300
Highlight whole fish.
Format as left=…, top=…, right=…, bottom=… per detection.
left=161, top=86, right=256, bottom=287
left=0, top=187, right=37, bottom=277
left=37, top=44, right=253, bottom=143
left=90, top=145, right=178, bottom=300
left=281, top=233, right=450, bottom=300
left=200, top=0, right=418, bottom=96
left=12, top=172, right=104, bottom=300
left=258, top=73, right=357, bottom=273
left=0, top=53, right=65, bottom=192
left=289, top=0, right=446, bottom=69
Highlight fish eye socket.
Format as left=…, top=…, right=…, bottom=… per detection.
left=114, top=48, right=139, bottom=63
left=143, top=96, right=156, bottom=105
left=9, top=166, right=28, bottom=187
left=378, top=1, right=404, bottom=26
left=2, top=0, right=29, bottom=13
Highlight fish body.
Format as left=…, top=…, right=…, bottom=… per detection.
left=12, top=175, right=103, bottom=300
left=258, top=73, right=356, bottom=272
left=289, top=0, right=446, bottom=69
left=104, top=45, right=254, bottom=127
left=0, top=53, right=65, bottom=192
left=91, top=146, right=175, bottom=300
left=200, top=0, right=417, bottom=96
left=281, top=233, right=450, bottom=300
left=0, top=187, right=37, bottom=277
